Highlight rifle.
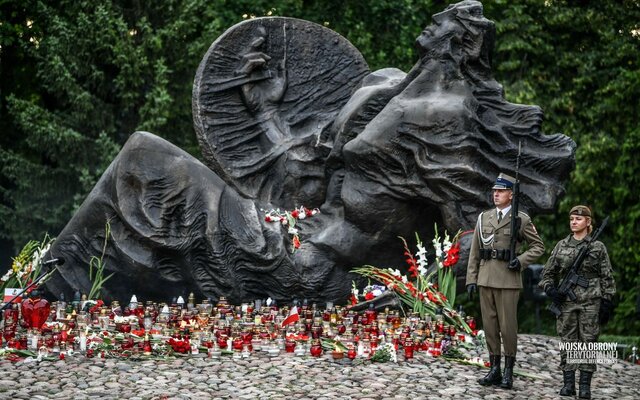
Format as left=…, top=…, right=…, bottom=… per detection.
left=547, top=216, right=610, bottom=317
left=509, top=141, right=522, bottom=262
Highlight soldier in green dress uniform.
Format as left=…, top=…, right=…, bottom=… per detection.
left=539, top=205, right=616, bottom=399
left=466, top=173, right=545, bottom=389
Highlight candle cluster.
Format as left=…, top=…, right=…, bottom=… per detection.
left=0, top=292, right=477, bottom=362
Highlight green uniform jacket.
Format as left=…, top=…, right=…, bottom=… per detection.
left=466, top=209, right=545, bottom=289
left=539, top=235, right=616, bottom=302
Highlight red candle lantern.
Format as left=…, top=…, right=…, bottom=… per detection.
left=347, top=344, right=357, bottom=360
left=364, top=306, right=377, bottom=325
left=21, top=291, right=51, bottom=330
left=285, top=339, right=296, bottom=353
left=448, top=325, right=456, bottom=337
left=232, top=337, right=244, bottom=351
left=404, top=339, right=414, bottom=359
left=310, top=340, right=323, bottom=357
left=466, top=316, right=476, bottom=330
left=3, top=306, right=19, bottom=326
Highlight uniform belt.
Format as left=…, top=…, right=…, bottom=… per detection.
left=480, top=248, right=511, bottom=261
left=580, top=272, right=600, bottom=279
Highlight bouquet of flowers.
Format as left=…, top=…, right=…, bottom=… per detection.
left=1, top=235, right=56, bottom=293
left=263, top=206, right=320, bottom=252
left=353, top=225, right=471, bottom=333
left=350, top=281, right=386, bottom=304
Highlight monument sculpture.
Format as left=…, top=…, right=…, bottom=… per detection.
left=45, top=1, right=576, bottom=305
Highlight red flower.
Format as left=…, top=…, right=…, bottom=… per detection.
left=427, top=291, right=438, bottom=303
left=265, top=215, right=273, bottom=222
left=405, top=282, right=417, bottom=296
left=350, top=294, right=358, bottom=305
left=291, top=210, right=300, bottom=219
left=89, top=300, right=104, bottom=314
left=304, top=208, right=313, bottom=217
left=292, top=235, right=301, bottom=249
left=168, top=338, right=191, bottom=354
left=443, top=243, right=460, bottom=267
left=364, top=292, right=375, bottom=301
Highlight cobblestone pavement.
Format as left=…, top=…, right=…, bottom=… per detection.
left=0, top=334, right=638, bottom=399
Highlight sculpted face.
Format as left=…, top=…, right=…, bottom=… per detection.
left=415, top=18, right=461, bottom=56
left=415, top=0, right=492, bottom=59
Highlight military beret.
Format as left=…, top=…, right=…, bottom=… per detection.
left=569, top=205, right=592, bottom=217
left=492, top=173, right=515, bottom=190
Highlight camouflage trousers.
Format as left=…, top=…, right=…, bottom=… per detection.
left=557, top=299, right=600, bottom=372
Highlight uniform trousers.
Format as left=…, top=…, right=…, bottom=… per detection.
left=479, top=286, right=520, bottom=357
left=557, top=299, right=600, bottom=372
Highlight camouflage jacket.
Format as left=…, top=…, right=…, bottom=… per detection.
left=539, top=235, right=616, bottom=302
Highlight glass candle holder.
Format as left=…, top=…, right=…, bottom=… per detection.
left=285, top=339, right=296, bottom=353
left=404, top=339, right=414, bottom=360
left=466, top=316, right=477, bottom=330
left=310, top=340, right=323, bottom=357
left=347, top=344, right=357, bottom=360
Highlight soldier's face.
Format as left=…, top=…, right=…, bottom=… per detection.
left=492, top=189, right=512, bottom=208
left=570, top=215, right=590, bottom=234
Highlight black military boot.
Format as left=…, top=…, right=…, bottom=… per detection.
left=499, top=355, right=515, bottom=389
left=559, top=370, right=576, bottom=396
left=578, top=370, right=593, bottom=399
left=478, top=355, right=502, bottom=386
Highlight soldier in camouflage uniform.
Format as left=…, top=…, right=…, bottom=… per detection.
left=466, top=173, right=545, bottom=390
left=539, top=205, right=616, bottom=399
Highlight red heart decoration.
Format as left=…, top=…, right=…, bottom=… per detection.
left=21, top=297, right=51, bottom=330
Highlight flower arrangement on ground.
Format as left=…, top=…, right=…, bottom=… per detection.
left=352, top=225, right=471, bottom=334
left=1, top=235, right=56, bottom=293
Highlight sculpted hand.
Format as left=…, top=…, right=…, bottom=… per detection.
left=239, top=34, right=287, bottom=115
left=508, top=258, right=521, bottom=271
left=466, top=283, right=477, bottom=301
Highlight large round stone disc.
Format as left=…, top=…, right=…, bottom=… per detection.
left=193, top=17, right=369, bottom=207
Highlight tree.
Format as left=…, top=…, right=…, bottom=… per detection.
left=1, top=0, right=638, bottom=334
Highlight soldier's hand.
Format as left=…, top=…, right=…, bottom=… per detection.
left=466, top=283, right=477, bottom=300
left=545, top=286, right=566, bottom=303
left=508, top=258, right=521, bottom=271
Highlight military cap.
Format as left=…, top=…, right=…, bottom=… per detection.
left=570, top=205, right=592, bottom=217
left=492, top=173, right=515, bottom=190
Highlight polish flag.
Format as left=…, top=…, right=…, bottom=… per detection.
left=281, top=306, right=300, bottom=327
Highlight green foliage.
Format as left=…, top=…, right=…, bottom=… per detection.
left=485, top=0, right=640, bottom=336
left=1, top=0, right=638, bottom=335
left=87, top=220, right=115, bottom=300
